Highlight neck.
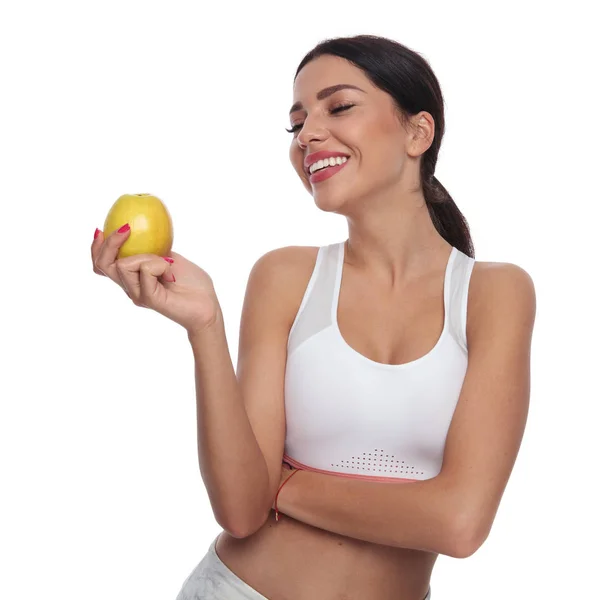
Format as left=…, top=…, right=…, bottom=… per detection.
left=344, top=198, right=450, bottom=286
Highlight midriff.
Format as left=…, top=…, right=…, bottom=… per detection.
left=215, top=508, right=437, bottom=600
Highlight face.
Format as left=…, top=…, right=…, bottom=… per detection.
left=288, top=54, right=433, bottom=213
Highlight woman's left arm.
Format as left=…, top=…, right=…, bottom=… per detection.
left=272, top=263, right=536, bottom=559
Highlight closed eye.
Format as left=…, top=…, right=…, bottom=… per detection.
left=286, top=103, right=354, bottom=134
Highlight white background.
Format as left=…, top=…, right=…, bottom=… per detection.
left=1, top=1, right=598, bottom=598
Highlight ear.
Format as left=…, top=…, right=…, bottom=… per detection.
left=408, top=111, right=435, bottom=157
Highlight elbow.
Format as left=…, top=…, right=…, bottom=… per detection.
left=214, top=510, right=247, bottom=540
left=220, top=494, right=271, bottom=540
left=229, top=510, right=269, bottom=539
left=216, top=466, right=273, bottom=539
left=446, top=511, right=491, bottom=559
left=220, top=508, right=267, bottom=540
left=219, top=514, right=260, bottom=540
left=439, top=480, right=493, bottom=558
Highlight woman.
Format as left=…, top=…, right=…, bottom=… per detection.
left=91, top=34, right=536, bottom=600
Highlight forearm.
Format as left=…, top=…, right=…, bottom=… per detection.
left=277, top=470, right=469, bottom=557
left=188, top=307, right=269, bottom=537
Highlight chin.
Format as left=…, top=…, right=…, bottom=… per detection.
left=312, top=189, right=349, bottom=214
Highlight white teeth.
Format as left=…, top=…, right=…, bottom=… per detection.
left=309, top=156, right=348, bottom=174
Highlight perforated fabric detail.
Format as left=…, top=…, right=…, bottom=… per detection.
left=329, top=447, right=426, bottom=476
left=287, top=243, right=338, bottom=357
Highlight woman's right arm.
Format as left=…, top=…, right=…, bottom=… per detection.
left=187, top=247, right=299, bottom=538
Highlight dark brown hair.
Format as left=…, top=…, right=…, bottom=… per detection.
left=294, top=34, right=475, bottom=258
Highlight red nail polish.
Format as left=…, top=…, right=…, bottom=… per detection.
left=94, top=228, right=101, bottom=239
left=162, top=257, right=174, bottom=263
left=118, top=223, right=130, bottom=233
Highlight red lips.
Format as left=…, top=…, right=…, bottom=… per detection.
left=304, top=150, right=349, bottom=175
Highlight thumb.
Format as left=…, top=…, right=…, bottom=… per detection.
left=138, top=256, right=175, bottom=303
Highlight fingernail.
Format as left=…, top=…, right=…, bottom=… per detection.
left=162, top=256, right=174, bottom=263
left=169, top=274, right=176, bottom=283
left=94, top=228, right=101, bottom=240
left=117, top=223, right=130, bottom=234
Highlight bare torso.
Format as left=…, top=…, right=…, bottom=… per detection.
left=214, top=243, right=482, bottom=600
left=216, top=509, right=437, bottom=600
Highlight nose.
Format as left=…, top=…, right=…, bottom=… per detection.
left=295, top=113, right=328, bottom=147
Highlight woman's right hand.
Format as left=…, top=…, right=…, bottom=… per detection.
left=91, top=225, right=220, bottom=335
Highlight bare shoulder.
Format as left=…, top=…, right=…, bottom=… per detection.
left=250, top=244, right=321, bottom=326
left=469, top=259, right=535, bottom=298
left=467, top=259, right=537, bottom=344
left=252, top=244, right=320, bottom=285
left=256, top=244, right=319, bottom=269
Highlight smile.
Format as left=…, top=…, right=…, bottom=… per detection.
left=309, top=158, right=350, bottom=184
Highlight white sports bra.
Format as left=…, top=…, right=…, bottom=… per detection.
left=282, top=240, right=476, bottom=483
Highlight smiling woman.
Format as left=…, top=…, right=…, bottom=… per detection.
left=173, top=33, right=535, bottom=600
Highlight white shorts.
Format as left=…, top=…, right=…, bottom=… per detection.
left=175, top=536, right=268, bottom=600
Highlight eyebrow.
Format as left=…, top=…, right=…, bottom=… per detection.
left=289, top=83, right=366, bottom=115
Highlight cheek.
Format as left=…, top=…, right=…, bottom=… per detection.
left=365, top=124, right=405, bottom=173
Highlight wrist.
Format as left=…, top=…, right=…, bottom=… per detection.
left=274, top=468, right=302, bottom=521
left=186, top=303, right=223, bottom=341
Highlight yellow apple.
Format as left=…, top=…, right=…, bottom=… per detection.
left=103, top=193, right=174, bottom=258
